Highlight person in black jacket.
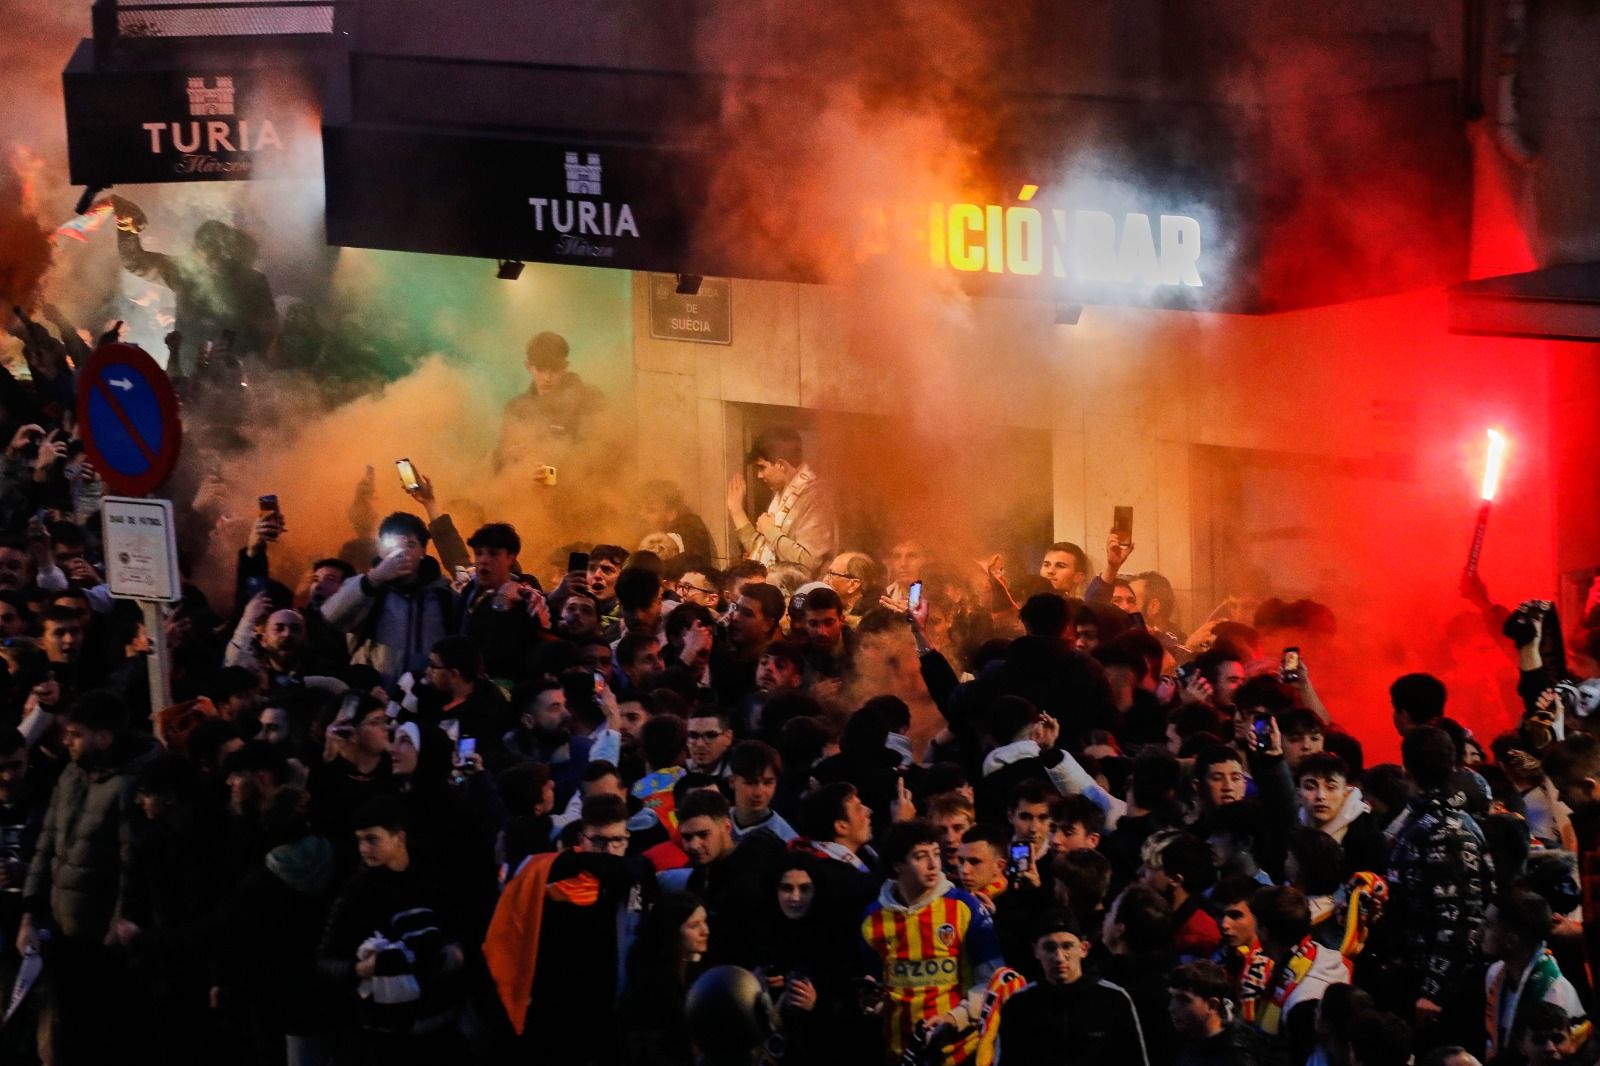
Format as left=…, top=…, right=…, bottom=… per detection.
left=637, top=481, right=716, bottom=563
left=414, top=636, right=513, bottom=744
left=748, top=852, right=857, bottom=1065
left=455, top=523, right=546, bottom=682
left=1100, top=882, right=1180, bottom=1066
left=1295, top=752, right=1387, bottom=878
left=196, top=786, right=340, bottom=1066
left=1167, top=960, right=1285, bottom=1066
left=316, top=796, right=466, bottom=1066
left=619, top=891, right=709, bottom=1066
left=1386, top=727, right=1495, bottom=1038
left=678, top=789, right=785, bottom=967
left=997, top=909, right=1150, bottom=1065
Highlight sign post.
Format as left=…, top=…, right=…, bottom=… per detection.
left=102, top=496, right=181, bottom=714
left=77, top=342, right=185, bottom=718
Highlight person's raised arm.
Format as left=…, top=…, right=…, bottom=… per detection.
left=727, top=473, right=759, bottom=554
left=1086, top=532, right=1133, bottom=605
left=235, top=508, right=282, bottom=613
left=112, top=198, right=181, bottom=290
left=404, top=466, right=469, bottom=573
left=1287, top=657, right=1330, bottom=724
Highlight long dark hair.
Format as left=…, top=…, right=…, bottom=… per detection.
left=767, top=851, right=824, bottom=925
left=626, top=890, right=705, bottom=988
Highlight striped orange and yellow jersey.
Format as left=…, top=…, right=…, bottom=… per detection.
left=860, top=880, right=1001, bottom=1063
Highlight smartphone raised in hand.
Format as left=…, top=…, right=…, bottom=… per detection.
left=567, top=551, right=590, bottom=575
left=1113, top=505, right=1133, bottom=543
left=908, top=580, right=923, bottom=611
left=257, top=494, right=279, bottom=517
left=1280, top=646, right=1302, bottom=684
left=395, top=458, right=420, bottom=493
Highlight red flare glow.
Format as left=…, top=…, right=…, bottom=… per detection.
left=1481, top=428, right=1507, bottom=501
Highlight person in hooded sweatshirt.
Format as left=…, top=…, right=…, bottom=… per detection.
left=860, top=820, right=1001, bottom=1064
left=1296, top=753, right=1386, bottom=878
left=321, top=512, right=455, bottom=688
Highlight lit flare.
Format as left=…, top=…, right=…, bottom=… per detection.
left=1481, top=428, right=1507, bottom=501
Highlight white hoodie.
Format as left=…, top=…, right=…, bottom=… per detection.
left=982, top=739, right=1126, bottom=829
left=1299, top=785, right=1369, bottom=844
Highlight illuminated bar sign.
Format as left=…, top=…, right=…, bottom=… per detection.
left=927, top=200, right=1204, bottom=289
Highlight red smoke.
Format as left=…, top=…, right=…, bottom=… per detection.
left=0, top=148, right=51, bottom=309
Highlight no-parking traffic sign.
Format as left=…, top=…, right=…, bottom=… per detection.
left=74, top=342, right=182, bottom=497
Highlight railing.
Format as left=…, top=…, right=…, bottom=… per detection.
left=92, top=0, right=345, bottom=44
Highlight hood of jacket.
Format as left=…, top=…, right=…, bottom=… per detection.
left=1299, top=785, right=1370, bottom=841
left=982, top=738, right=1041, bottom=777
left=877, top=873, right=953, bottom=914
left=267, top=833, right=336, bottom=895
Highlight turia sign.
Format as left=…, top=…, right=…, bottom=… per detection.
left=62, top=42, right=322, bottom=184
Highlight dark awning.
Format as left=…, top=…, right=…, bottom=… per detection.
left=60, top=2, right=1475, bottom=315
left=1449, top=263, right=1600, bottom=342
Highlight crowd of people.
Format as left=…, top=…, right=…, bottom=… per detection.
left=1, top=315, right=1600, bottom=1066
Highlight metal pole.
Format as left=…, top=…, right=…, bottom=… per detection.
left=141, top=599, right=172, bottom=720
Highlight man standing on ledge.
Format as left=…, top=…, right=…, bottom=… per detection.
left=493, top=331, right=605, bottom=471
left=726, top=428, right=837, bottom=570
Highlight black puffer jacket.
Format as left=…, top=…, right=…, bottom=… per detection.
left=1385, top=789, right=1496, bottom=1003
left=23, top=734, right=159, bottom=941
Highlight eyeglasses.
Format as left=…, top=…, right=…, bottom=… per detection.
left=584, top=833, right=628, bottom=847
left=676, top=582, right=716, bottom=596
left=687, top=730, right=727, bottom=743
left=826, top=572, right=853, bottom=581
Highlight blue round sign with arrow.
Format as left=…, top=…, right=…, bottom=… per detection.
left=75, top=342, right=183, bottom=496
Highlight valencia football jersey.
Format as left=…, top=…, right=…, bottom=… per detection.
left=860, top=880, right=1001, bottom=1062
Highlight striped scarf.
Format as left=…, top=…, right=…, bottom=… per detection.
left=746, top=464, right=816, bottom=564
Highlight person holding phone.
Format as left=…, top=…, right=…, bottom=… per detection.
left=390, top=460, right=472, bottom=577
left=320, top=512, right=456, bottom=686
left=455, top=522, right=546, bottom=681
left=492, top=331, right=606, bottom=473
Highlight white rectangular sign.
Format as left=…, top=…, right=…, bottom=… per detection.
left=102, top=496, right=181, bottom=602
